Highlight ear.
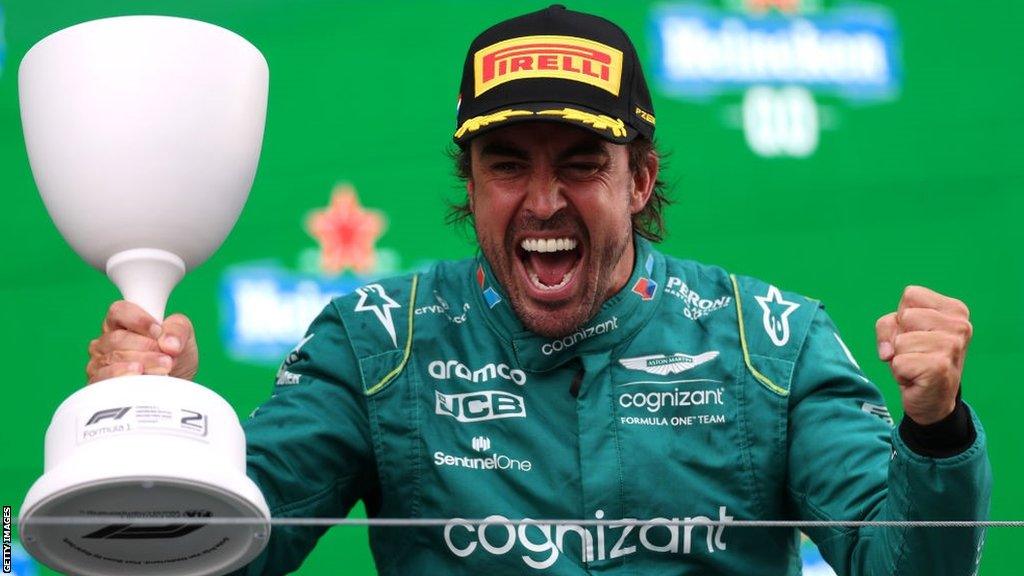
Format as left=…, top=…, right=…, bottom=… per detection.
left=629, top=150, right=659, bottom=215
left=466, top=178, right=475, bottom=213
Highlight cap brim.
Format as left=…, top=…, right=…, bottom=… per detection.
left=453, top=102, right=638, bottom=145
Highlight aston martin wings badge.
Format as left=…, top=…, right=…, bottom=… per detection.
left=618, top=351, right=720, bottom=375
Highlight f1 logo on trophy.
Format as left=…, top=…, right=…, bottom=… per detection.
left=17, top=16, right=271, bottom=576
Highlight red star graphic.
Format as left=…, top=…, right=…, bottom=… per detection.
left=747, top=0, right=801, bottom=13
left=306, top=184, right=385, bottom=274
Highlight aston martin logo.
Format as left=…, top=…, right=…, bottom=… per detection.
left=618, top=351, right=719, bottom=375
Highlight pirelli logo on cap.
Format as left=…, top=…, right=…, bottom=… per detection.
left=474, top=35, right=623, bottom=97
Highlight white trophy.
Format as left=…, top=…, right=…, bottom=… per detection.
left=17, top=16, right=271, bottom=576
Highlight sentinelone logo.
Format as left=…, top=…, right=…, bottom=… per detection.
left=434, top=436, right=532, bottom=474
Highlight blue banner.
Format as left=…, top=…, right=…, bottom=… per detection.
left=0, top=4, right=7, bottom=78
left=651, top=4, right=901, bottom=101
left=220, top=265, right=366, bottom=363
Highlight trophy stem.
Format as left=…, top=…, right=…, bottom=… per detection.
left=106, top=248, right=186, bottom=321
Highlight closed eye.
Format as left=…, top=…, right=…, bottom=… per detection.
left=489, top=160, right=526, bottom=176
left=560, top=160, right=604, bottom=180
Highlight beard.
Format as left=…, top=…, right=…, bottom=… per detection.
left=475, top=212, right=633, bottom=338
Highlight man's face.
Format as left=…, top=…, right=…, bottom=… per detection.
left=467, top=122, right=656, bottom=337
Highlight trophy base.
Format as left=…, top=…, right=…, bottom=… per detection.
left=19, top=375, right=271, bottom=576
left=19, top=475, right=269, bottom=576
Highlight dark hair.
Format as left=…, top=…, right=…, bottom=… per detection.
left=446, top=137, right=671, bottom=242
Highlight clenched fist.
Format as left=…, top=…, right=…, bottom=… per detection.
left=876, top=286, right=972, bottom=425
left=86, top=301, right=199, bottom=383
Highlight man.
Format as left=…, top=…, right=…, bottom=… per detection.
left=88, top=6, right=990, bottom=575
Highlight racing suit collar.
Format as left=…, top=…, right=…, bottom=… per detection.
left=473, top=235, right=666, bottom=372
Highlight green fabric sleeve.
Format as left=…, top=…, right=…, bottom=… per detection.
left=787, top=305, right=991, bottom=576
left=232, top=300, right=374, bottom=576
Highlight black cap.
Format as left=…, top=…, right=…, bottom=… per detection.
left=453, top=5, right=656, bottom=145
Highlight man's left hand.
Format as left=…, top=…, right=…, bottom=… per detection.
left=875, top=286, right=973, bottom=425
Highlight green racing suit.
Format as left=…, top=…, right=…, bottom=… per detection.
left=237, top=236, right=991, bottom=575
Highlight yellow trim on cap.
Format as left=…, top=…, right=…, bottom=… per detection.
left=537, top=108, right=627, bottom=138
left=454, top=107, right=629, bottom=140
left=454, top=109, right=534, bottom=139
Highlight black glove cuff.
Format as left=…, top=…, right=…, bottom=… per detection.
left=899, top=397, right=976, bottom=458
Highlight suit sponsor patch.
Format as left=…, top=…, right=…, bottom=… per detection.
left=861, top=402, right=894, bottom=426
left=619, top=351, right=719, bottom=375
left=354, top=284, right=401, bottom=347
left=664, top=277, right=731, bottom=320
left=435, top=390, right=527, bottom=423
left=755, top=285, right=800, bottom=346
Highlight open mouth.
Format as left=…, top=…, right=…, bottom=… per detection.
left=515, top=236, right=583, bottom=299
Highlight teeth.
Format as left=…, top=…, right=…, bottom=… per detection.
left=529, top=269, right=574, bottom=290
left=520, top=238, right=578, bottom=253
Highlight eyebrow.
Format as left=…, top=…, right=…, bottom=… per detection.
left=479, top=141, right=529, bottom=160
left=556, top=141, right=609, bottom=161
left=478, top=139, right=609, bottom=161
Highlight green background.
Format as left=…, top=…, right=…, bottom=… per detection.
left=1, top=1, right=1021, bottom=574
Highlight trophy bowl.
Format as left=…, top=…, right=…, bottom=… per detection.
left=18, top=15, right=271, bottom=576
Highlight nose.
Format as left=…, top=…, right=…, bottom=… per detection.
left=521, top=167, right=567, bottom=220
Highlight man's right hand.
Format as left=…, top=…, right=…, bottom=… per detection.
left=86, top=301, right=199, bottom=383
